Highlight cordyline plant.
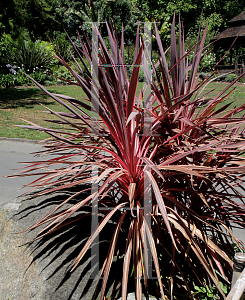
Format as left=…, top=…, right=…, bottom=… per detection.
left=12, top=16, right=245, bottom=300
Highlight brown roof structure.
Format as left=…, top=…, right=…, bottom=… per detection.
left=214, top=25, right=245, bottom=40
left=212, top=11, right=245, bottom=42
left=228, top=11, right=245, bottom=25
left=212, top=11, right=245, bottom=79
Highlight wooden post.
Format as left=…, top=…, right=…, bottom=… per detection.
left=235, top=45, right=238, bottom=75
left=230, top=48, right=233, bottom=65
left=242, top=57, right=245, bottom=81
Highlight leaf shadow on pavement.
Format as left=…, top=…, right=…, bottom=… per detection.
left=13, top=186, right=131, bottom=300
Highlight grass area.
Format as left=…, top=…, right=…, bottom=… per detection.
left=198, top=82, right=245, bottom=116
left=0, top=85, right=90, bottom=140
left=0, top=81, right=244, bottom=140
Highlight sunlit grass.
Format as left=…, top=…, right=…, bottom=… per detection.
left=0, top=81, right=244, bottom=140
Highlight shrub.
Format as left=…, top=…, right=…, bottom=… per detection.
left=10, top=39, right=55, bottom=73
left=14, top=16, right=245, bottom=300
left=127, top=66, right=144, bottom=82
left=0, top=34, right=14, bottom=73
left=194, top=281, right=227, bottom=300
left=214, top=73, right=244, bottom=83
left=187, top=41, right=215, bottom=73
left=0, top=73, right=15, bottom=88
left=199, top=72, right=210, bottom=80
left=52, top=32, right=73, bottom=63
left=52, top=65, right=75, bottom=83
left=0, top=65, right=51, bottom=87
left=200, top=51, right=216, bottom=72
left=224, top=73, right=244, bottom=83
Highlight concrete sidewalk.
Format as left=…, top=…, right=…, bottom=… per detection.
left=0, top=139, right=44, bottom=205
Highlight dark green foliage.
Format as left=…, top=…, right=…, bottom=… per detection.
left=52, top=65, right=75, bottom=83
left=127, top=66, right=145, bottom=82
left=0, top=0, right=57, bottom=40
left=1, top=0, right=245, bottom=46
left=0, top=68, right=48, bottom=87
left=15, top=0, right=54, bottom=40
left=194, top=282, right=228, bottom=300
left=224, top=73, right=244, bottom=83
left=99, top=0, right=143, bottom=43
left=48, top=0, right=87, bottom=36
left=199, top=72, right=210, bottom=80
left=0, top=73, right=16, bottom=88
left=52, top=32, right=73, bottom=63
left=0, top=34, right=14, bottom=73
left=10, top=39, right=55, bottom=72
left=199, top=72, right=245, bottom=83
left=0, top=0, right=17, bottom=36
left=214, top=73, right=244, bottom=83
left=136, top=0, right=245, bottom=41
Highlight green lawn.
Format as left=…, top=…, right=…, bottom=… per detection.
left=198, top=82, right=245, bottom=115
left=0, top=85, right=91, bottom=140
left=0, top=81, right=244, bottom=140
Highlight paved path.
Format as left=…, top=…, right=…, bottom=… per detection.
left=0, top=139, right=43, bottom=205
left=0, top=139, right=244, bottom=243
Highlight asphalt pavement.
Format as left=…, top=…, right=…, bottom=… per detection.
left=0, top=138, right=244, bottom=243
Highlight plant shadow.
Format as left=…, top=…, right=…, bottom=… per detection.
left=14, top=187, right=130, bottom=300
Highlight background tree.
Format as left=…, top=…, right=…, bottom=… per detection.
left=1, top=0, right=245, bottom=77
left=48, top=0, right=87, bottom=37
left=135, top=0, right=245, bottom=46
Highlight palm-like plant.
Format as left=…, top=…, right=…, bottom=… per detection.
left=11, top=39, right=55, bottom=72
left=14, top=16, right=245, bottom=299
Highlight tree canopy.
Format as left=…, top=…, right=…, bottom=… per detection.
left=1, top=0, right=245, bottom=49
